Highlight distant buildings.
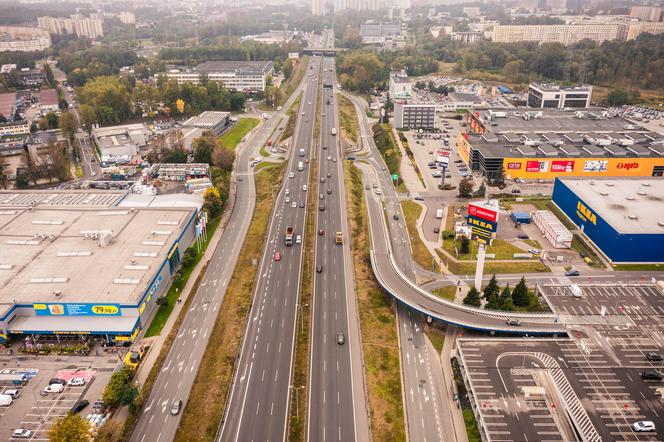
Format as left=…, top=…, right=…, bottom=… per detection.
left=450, top=32, right=483, bottom=43
left=630, top=5, right=662, bottom=22
left=38, top=14, right=104, bottom=39
left=389, top=70, right=412, bottom=100
left=0, top=26, right=51, bottom=52
left=311, top=0, right=325, bottom=16
left=334, top=0, right=382, bottom=12
left=491, top=21, right=664, bottom=45
left=394, top=101, right=436, bottom=130
left=360, top=21, right=404, bottom=46
left=38, top=89, right=59, bottom=113
left=93, top=123, right=149, bottom=164
left=527, top=84, right=592, bottom=109
left=160, top=61, right=274, bottom=92
left=240, top=30, right=294, bottom=45
left=118, top=11, right=136, bottom=25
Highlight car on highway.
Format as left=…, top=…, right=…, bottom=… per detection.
left=365, top=185, right=370, bottom=190
left=12, top=429, right=32, bottom=439
left=71, top=399, right=89, bottom=413
left=375, top=188, right=382, bottom=195
left=646, top=352, right=663, bottom=362
left=336, top=332, right=345, bottom=345
left=274, top=251, right=281, bottom=261
left=170, top=399, right=183, bottom=415
left=318, top=229, right=325, bottom=236
left=289, top=172, right=294, bottom=179
left=632, top=421, right=656, bottom=432
left=302, top=185, right=307, bottom=192
left=285, top=196, right=290, bottom=203
left=505, top=318, right=521, bottom=326
left=316, top=265, right=322, bottom=273
left=393, top=214, right=399, bottom=220
left=327, top=188, right=332, bottom=194
left=67, top=377, right=86, bottom=387
left=299, top=201, right=305, bottom=208
left=320, top=177, right=326, bottom=183
left=319, top=194, right=324, bottom=200
left=296, top=235, right=302, bottom=245
left=319, top=204, right=325, bottom=211
left=565, top=270, right=580, bottom=277
left=327, top=156, right=332, bottom=161
left=333, top=157, right=337, bottom=162
left=292, top=202, right=297, bottom=208
left=285, top=189, right=290, bottom=195
left=323, top=144, right=327, bottom=149
left=434, top=227, right=440, bottom=234
left=640, top=370, right=663, bottom=381
left=326, top=172, right=331, bottom=178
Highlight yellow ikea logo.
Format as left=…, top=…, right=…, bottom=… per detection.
left=576, top=201, right=597, bottom=225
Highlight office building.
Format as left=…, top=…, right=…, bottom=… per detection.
left=450, top=32, right=483, bottom=43
left=552, top=178, right=664, bottom=263
left=0, top=26, right=51, bottom=52
left=0, top=190, right=201, bottom=342
left=161, top=61, right=274, bottom=92
left=456, top=108, right=664, bottom=180
left=360, top=21, right=401, bottom=44
left=437, top=92, right=484, bottom=112
left=527, top=83, right=592, bottom=109
left=38, top=15, right=104, bottom=39
left=394, top=101, right=436, bottom=129
left=0, top=121, right=30, bottom=136
left=389, top=70, right=412, bottom=100
left=630, top=5, right=662, bottom=22
left=181, top=111, right=231, bottom=150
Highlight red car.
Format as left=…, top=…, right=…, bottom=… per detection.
left=274, top=251, right=281, bottom=261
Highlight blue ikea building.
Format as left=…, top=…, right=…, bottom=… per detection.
left=552, top=177, right=664, bottom=263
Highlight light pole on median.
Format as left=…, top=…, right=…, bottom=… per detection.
left=290, top=385, right=305, bottom=420
left=299, top=303, right=309, bottom=335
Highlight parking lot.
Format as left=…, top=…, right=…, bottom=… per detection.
left=459, top=284, right=664, bottom=442
left=0, top=353, right=118, bottom=440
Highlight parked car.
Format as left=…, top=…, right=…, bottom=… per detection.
left=517, top=234, right=529, bottom=240
left=640, top=370, right=663, bottom=381
left=43, top=383, right=64, bottom=394
left=646, top=352, right=663, bottom=362
left=67, top=377, right=86, bottom=387
left=632, top=421, right=656, bottom=432
left=12, top=429, right=32, bottom=439
left=49, top=378, right=66, bottom=385
left=70, top=400, right=89, bottom=414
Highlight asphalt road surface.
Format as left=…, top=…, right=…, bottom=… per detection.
left=306, top=56, right=370, bottom=442
left=218, top=56, right=322, bottom=442
left=129, top=80, right=306, bottom=442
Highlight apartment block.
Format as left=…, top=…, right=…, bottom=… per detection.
left=630, top=5, right=662, bottom=22
left=38, top=15, right=104, bottom=39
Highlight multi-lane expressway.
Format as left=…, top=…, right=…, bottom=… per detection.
left=306, top=56, right=370, bottom=442
left=218, top=57, right=322, bottom=442
left=129, top=70, right=308, bottom=442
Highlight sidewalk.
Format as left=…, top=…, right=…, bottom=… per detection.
left=391, top=126, right=426, bottom=194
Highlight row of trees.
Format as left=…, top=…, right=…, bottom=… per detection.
left=463, top=275, right=542, bottom=312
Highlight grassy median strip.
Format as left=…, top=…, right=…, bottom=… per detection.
left=220, top=117, right=260, bottom=150
left=337, top=94, right=358, bottom=144
left=401, top=201, right=440, bottom=273
left=344, top=162, right=406, bottom=442
left=372, top=123, right=406, bottom=192
left=281, top=57, right=309, bottom=106
left=174, top=163, right=286, bottom=441
left=281, top=92, right=303, bottom=142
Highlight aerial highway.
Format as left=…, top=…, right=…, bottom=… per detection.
left=306, top=56, right=370, bottom=442
left=218, top=57, right=322, bottom=442
left=130, top=76, right=308, bottom=442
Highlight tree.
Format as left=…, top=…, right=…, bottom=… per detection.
left=485, top=293, right=500, bottom=310
left=192, top=131, right=216, bottom=165
left=49, top=414, right=90, bottom=442
left=38, top=118, right=48, bottom=131
left=213, top=145, right=235, bottom=171
left=512, top=277, right=529, bottom=307
left=77, top=76, right=132, bottom=124
left=176, top=98, right=186, bottom=114
left=483, top=274, right=499, bottom=300
left=474, top=182, right=486, bottom=197
left=45, top=112, right=59, bottom=130
left=458, top=178, right=473, bottom=198
left=59, top=111, right=77, bottom=142
left=44, top=63, right=55, bottom=87
left=463, top=287, right=481, bottom=307
left=181, top=246, right=198, bottom=268
left=606, top=89, right=630, bottom=106
left=80, top=104, right=96, bottom=133
left=93, top=419, right=124, bottom=442
left=282, top=59, right=294, bottom=80
left=341, top=27, right=363, bottom=49
left=103, top=365, right=135, bottom=408
left=502, top=60, right=523, bottom=81
left=460, top=236, right=470, bottom=254
left=0, top=155, right=9, bottom=189
left=203, top=187, right=223, bottom=217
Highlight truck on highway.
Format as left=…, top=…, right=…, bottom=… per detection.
left=436, top=208, right=443, bottom=219
left=285, top=227, right=294, bottom=246
left=335, top=231, right=343, bottom=245
left=331, top=128, right=337, bottom=136
left=298, top=161, right=304, bottom=171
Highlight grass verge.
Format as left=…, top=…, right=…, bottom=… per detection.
left=174, top=163, right=285, bottom=441
left=442, top=238, right=527, bottom=260
left=612, top=263, right=664, bottom=271
left=436, top=249, right=550, bottom=275
left=463, top=409, right=482, bottom=442
left=281, top=57, right=309, bottom=106
left=431, top=286, right=456, bottom=301
left=372, top=123, right=403, bottom=191
left=145, top=216, right=221, bottom=337
left=344, top=162, right=406, bottom=442
left=219, top=117, right=260, bottom=150
left=571, top=234, right=606, bottom=270
left=280, top=92, right=303, bottom=142
left=425, top=325, right=446, bottom=354
left=401, top=201, right=439, bottom=272
left=337, top=94, right=358, bottom=143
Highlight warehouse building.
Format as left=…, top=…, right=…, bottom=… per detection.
left=457, top=108, right=664, bottom=179
left=552, top=177, right=664, bottom=263
left=181, top=111, right=231, bottom=150
left=0, top=190, right=201, bottom=343
left=93, top=123, right=149, bottom=164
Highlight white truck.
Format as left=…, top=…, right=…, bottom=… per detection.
left=331, top=128, right=337, bottom=136
left=298, top=161, right=304, bottom=171
left=436, top=208, right=444, bottom=219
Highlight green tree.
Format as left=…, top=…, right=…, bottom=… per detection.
left=485, top=293, right=500, bottom=310
left=203, top=187, right=223, bottom=217
left=460, top=236, right=470, bottom=254
left=213, top=144, right=235, bottom=171
left=49, top=414, right=90, bottom=442
left=93, top=419, right=124, bottom=442
left=458, top=178, right=473, bottom=198
left=498, top=286, right=513, bottom=310
left=103, top=365, right=135, bottom=408
left=463, top=287, right=481, bottom=307
left=59, top=111, right=77, bottom=142
left=483, top=274, right=499, bottom=300
left=606, top=89, right=630, bottom=106
left=77, top=76, right=132, bottom=124
left=80, top=104, right=97, bottom=133
left=192, top=131, right=216, bottom=165
left=502, top=60, right=523, bottom=81
left=474, top=182, right=486, bottom=197
left=282, top=59, right=294, bottom=80
left=44, top=63, right=55, bottom=87
left=501, top=296, right=515, bottom=311
left=341, top=27, right=363, bottom=49
left=512, top=277, right=529, bottom=307
left=45, top=112, right=59, bottom=130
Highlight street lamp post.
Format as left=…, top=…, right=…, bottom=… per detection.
left=289, top=385, right=305, bottom=420
left=299, top=303, right=309, bottom=335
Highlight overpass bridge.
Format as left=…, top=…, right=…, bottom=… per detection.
left=302, top=48, right=346, bottom=56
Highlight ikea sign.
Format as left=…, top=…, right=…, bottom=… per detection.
left=576, top=201, right=597, bottom=225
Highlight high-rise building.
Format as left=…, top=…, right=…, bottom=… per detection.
left=38, top=15, right=104, bottom=39
left=312, top=0, right=325, bottom=15
left=630, top=5, right=662, bottom=22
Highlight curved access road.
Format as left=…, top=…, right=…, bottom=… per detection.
left=359, top=165, right=566, bottom=335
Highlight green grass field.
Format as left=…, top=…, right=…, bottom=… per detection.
left=219, top=117, right=260, bottom=150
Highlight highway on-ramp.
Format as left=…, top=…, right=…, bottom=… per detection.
left=130, top=75, right=307, bottom=442
left=218, top=56, right=322, bottom=442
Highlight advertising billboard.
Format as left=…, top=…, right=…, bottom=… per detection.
left=551, top=160, right=575, bottom=173
left=583, top=160, right=608, bottom=173
left=467, top=215, right=497, bottom=232
left=526, top=161, right=549, bottom=173
left=467, top=203, right=498, bottom=223
left=506, top=162, right=522, bottom=170
left=34, top=303, right=122, bottom=316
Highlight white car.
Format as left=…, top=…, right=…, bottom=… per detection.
left=68, top=377, right=86, bottom=387
left=285, top=197, right=290, bottom=203
left=285, top=189, right=290, bottom=195
left=302, top=185, right=307, bottom=192
left=327, top=156, right=332, bottom=161
left=296, top=235, right=302, bottom=244
left=289, top=172, right=295, bottom=179
left=12, top=429, right=32, bottom=438
left=375, top=188, right=382, bottom=195
left=527, top=248, right=541, bottom=255
left=277, top=106, right=282, bottom=111
left=632, top=421, right=655, bottom=432
left=43, top=383, right=64, bottom=394
left=291, top=202, right=297, bottom=208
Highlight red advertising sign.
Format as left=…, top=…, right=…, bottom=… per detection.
left=467, top=203, right=498, bottom=223
left=617, top=162, right=639, bottom=171
left=507, top=162, right=522, bottom=170
left=526, top=161, right=541, bottom=172
left=551, top=160, right=575, bottom=173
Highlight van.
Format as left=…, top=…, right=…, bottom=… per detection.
left=298, top=162, right=304, bottom=171
left=569, top=284, right=582, bottom=298
left=436, top=209, right=443, bottom=219
left=0, top=394, right=13, bottom=406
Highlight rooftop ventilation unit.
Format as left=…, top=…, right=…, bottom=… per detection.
left=53, top=290, right=61, bottom=297
left=0, top=264, right=13, bottom=270
left=638, top=191, right=646, bottom=196
left=627, top=215, right=638, bottom=220
left=600, top=191, right=608, bottom=196
left=606, top=183, right=615, bottom=187
left=626, top=196, right=635, bottom=201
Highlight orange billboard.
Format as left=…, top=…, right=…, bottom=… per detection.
left=502, top=157, right=664, bottom=179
